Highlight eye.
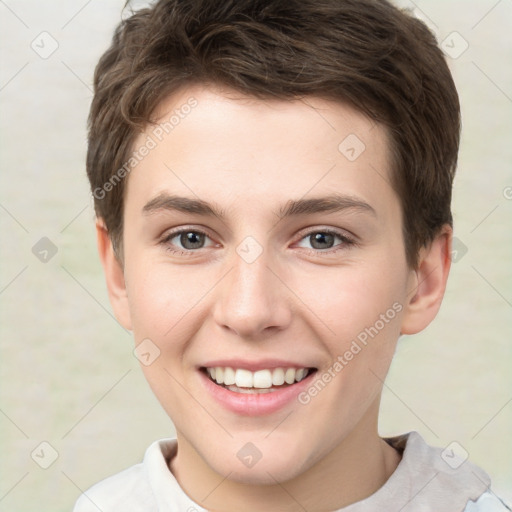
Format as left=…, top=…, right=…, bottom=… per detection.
left=160, top=228, right=215, bottom=254
left=295, top=229, right=355, bottom=253
left=159, top=227, right=356, bottom=256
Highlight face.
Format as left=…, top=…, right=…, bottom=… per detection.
left=105, top=85, right=438, bottom=487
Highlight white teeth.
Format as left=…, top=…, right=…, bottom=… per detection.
left=253, top=369, right=272, bottom=388
left=272, top=368, right=285, bottom=386
left=295, top=368, right=306, bottom=381
left=223, top=367, right=236, bottom=386
left=284, top=368, right=296, bottom=385
left=206, top=366, right=311, bottom=389
left=235, top=369, right=253, bottom=388
left=214, top=367, right=224, bottom=385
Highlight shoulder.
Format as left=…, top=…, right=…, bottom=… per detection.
left=73, top=439, right=178, bottom=512
left=387, top=431, right=491, bottom=491
left=463, top=492, right=512, bottom=512
left=72, top=461, right=155, bottom=512
left=383, top=431, right=510, bottom=511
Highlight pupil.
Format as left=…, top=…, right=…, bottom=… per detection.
left=311, top=232, right=334, bottom=249
left=181, top=232, right=204, bottom=249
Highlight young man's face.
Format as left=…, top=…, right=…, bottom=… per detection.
left=101, top=85, right=444, bottom=492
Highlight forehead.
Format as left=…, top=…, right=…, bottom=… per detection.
left=125, top=84, right=399, bottom=223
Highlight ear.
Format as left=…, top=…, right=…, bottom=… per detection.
left=96, top=220, right=133, bottom=331
left=400, top=225, right=452, bottom=335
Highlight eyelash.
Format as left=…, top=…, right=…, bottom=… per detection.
left=159, top=227, right=356, bottom=257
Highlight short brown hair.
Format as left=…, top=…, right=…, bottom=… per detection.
left=87, top=0, right=460, bottom=268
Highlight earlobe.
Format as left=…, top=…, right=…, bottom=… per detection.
left=96, top=220, right=133, bottom=331
left=400, top=225, right=452, bottom=335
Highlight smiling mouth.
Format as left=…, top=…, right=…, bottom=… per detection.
left=200, top=366, right=317, bottom=394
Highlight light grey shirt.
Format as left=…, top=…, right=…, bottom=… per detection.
left=73, top=431, right=510, bottom=511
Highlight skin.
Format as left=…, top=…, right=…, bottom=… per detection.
left=97, top=84, right=452, bottom=511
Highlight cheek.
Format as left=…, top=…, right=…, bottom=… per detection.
left=294, top=262, right=405, bottom=342
left=124, top=257, right=209, bottom=341
left=296, top=268, right=404, bottom=436
left=292, top=261, right=406, bottom=413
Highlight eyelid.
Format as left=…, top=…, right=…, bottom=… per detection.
left=294, top=224, right=357, bottom=243
left=161, top=224, right=214, bottom=238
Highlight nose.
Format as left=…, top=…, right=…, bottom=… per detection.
left=212, top=248, right=293, bottom=339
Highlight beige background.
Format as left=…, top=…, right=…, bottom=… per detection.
left=0, top=1, right=511, bottom=510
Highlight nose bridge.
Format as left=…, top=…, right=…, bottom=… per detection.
left=213, top=242, right=291, bottom=338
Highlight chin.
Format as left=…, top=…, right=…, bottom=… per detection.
left=220, top=465, right=300, bottom=486
left=205, top=445, right=310, bottom=486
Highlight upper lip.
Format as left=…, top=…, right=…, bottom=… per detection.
left=199, top=359, right=317, bottom=372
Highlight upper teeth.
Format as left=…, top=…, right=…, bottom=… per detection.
left=207, top=367, right=309, bottom=389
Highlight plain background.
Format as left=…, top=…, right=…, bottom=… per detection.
left=0, top=1, right=511, bottom=510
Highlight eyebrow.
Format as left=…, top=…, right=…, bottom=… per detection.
left=142, top=193, right=376, bottom=219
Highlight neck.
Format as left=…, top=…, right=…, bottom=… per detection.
left=169, top=400, right=401, bottom=511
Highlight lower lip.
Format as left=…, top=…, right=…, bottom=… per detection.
left=198, top=369, right=316, bottom=416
